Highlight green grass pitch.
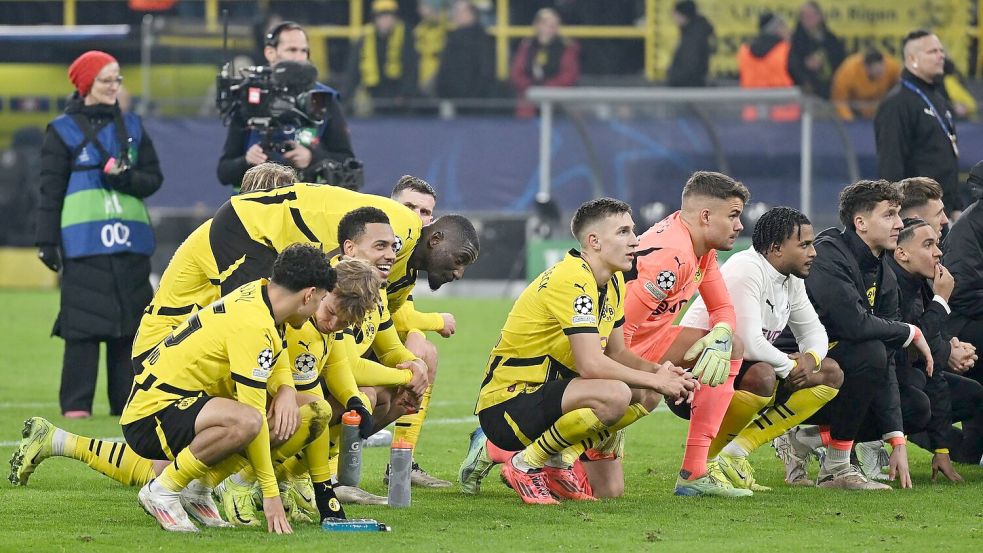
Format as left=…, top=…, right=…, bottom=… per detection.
left=1, top=291, right=981, bottom=552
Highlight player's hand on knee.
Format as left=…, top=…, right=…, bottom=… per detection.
left=683, top=323, right=733, bottom=386
left=394, top=386, right=421, bottom=414
left=263, top=496, right=293, bottom=534
left=398, top=358, right=429, bottom=396
left=439, top=313, right=456, bottom=337
left=268, top=387, right=300, bottom=441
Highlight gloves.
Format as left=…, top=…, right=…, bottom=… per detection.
left=103, top=168, right=132, bottom=190
left=683, top=323, right=733, bottom=386
left=38, top=245, right=61, bottom=272
left=346, top=397, right=374, bottom=439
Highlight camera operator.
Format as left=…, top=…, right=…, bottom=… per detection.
left=217, top=21, right=355, bottom=189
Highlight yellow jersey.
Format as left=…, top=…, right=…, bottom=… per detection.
left=340, top=280, right=417, bottom=387
left=133, top=220, right=221, bottom=357
left=475, top=250, right=626, bottom=412
left=286, top=319, right=364, bottom=407
left=226, top=184, right=422, bottom=313
left=121, top=279, right=290, bottom=498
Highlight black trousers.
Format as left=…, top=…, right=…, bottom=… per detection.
left=60, top=336, right=134, bottom=415
left=946, top=317, right=983, bottom=386
left=806, top=340, right=895, bottom=442
left=909, top=372, right=983, bottom=464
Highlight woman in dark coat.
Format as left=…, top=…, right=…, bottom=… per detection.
left=36, top=50, right=162, bottom=417
left=788, top=1, right=845, bottom=99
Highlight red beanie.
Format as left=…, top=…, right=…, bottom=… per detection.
left=68, top=50, right=117, bottom=97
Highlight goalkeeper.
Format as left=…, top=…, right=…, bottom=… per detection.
left=622, top=171, right=751, bottom=498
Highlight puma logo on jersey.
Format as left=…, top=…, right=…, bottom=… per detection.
left=298, top=340, right=311, bottom=351
left=765, top=299, right=775, bottom=313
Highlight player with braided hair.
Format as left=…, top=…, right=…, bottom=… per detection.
left=681, top=207, right=843, bottom=490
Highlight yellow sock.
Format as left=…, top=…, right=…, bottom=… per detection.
left=393, top=384, right=432, bottom=451
left=235, top=400, right=333, bottom=485
left=559, top=444, right=585, bottom=466
left=522, top=408, right=606, bottom=469
left=327, top=423, right=341, bottom=479
left=67, top=435, right=155, bottom=487
left=156, top=448, right=208, bottom=493
left=281, top=453, right=308, bottom=480
left=709, top=390, right=772, bottom=459
left=608, top=403, right=650, bottom=432
left=731, top=385, right=839, bottom=455
left=199, top=454, right=249, bottom=489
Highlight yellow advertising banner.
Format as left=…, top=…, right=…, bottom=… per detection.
left=653, top=0, right=972, bottom=79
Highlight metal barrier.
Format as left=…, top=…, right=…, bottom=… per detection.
left=526, top=86, right=862, bottom=219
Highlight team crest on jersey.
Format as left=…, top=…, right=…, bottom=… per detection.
left=600, top=302, right=615, bottom=322
left=175, top=397, right=198, bottom=410
left=643, top=280, right=668, bottom=301
left=294, top=353, right=317, bottom=377
left=572, top=295, right=597, bottom=325
left=694, top=267, right=703, bottom=283
left=656, top=270, right=676, bottom=291
left=866, top=285, right=876, bottom=307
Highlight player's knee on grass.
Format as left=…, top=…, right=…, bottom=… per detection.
left=818, top=358, right=844, bottom=388
left=738, top=362, right=775, bottom=397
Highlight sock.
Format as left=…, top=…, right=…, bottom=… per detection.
left=313, top=479, right=346, bottom=521
left=271, top=400, right=331, bottom=468
left=824, top=440, right=853, bottom=472
left=709, top=390, right=772, bottom=459
left=728, top=385, right=839, bottom=456
left=794, top=425, right=825, bottom=451
left=521, top=408, right=606, bottom=469
left=393, top=384, right=432, bottom=451
left=156, top=448, right=209, bottom=493
left=559, top=446, right=583, bottom=467
left=199, top=454, right=249, bottom=489
left=608, top=403, right=650, bottom=433
left=485, top=437, right=516, bottom=464
left=63, top=433, right=156, bottom=487
left=282, top=453, right=308, bottom=480
left=680, top=358, right=740, bottom=480
left=327, top=423, right=341, bottom=478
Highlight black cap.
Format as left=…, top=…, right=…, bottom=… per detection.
left=759, top=11, right=775, bottom=31
left=674, top=1, right=697, bottom=18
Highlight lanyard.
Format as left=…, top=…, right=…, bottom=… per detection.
left=902, top=79, right=959, bottom=157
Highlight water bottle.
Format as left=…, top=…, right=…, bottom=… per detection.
left=321, top=518, right=391, bottom=532
left=387, top=440, right=412, bottom=508
left=338, top=410, right=362, bottom=486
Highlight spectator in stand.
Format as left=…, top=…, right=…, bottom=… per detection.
left=509, top=8, right=580, bottom=118
left=831, top=49, right=901, bottom=121
left=415, top=0, right=448, bottom=97
left=667, top=0, right=716, bottom=87
left=942, top=59, right=978, bottom=121
left=436, top=0, right=495, bottom=102
left=737, top=12, right=797, bottom=121
left=344, top=0, right=419, bottom=110
left=788, top=1, right=845, bottom=99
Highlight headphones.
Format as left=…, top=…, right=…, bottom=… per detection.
left=265, top=21, right=304, bottom=48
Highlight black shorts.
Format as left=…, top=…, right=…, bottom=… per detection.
left=210, top=201, right=278, bottom=295
left=478, top=379, right=571, bottom=451
left=121, top=394, right=213, bottom=460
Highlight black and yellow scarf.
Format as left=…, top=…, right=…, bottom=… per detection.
left=361, top=22, right=406, bottom=88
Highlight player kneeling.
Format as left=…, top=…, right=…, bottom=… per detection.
left=471, top=199, right=696, bottom=504
left=680, top=207, right=843, bottom=490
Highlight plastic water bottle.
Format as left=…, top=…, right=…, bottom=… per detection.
left=338, top=410, right=362, bottom=486
left=387, top=440, right=412, bottom=508
left=321, top=518, right=391, bottom=532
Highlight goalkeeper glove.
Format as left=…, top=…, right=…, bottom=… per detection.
left=683, top=323, right=733, bottom=386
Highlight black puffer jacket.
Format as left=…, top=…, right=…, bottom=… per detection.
left=37, top=98, right=161, bottom=339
